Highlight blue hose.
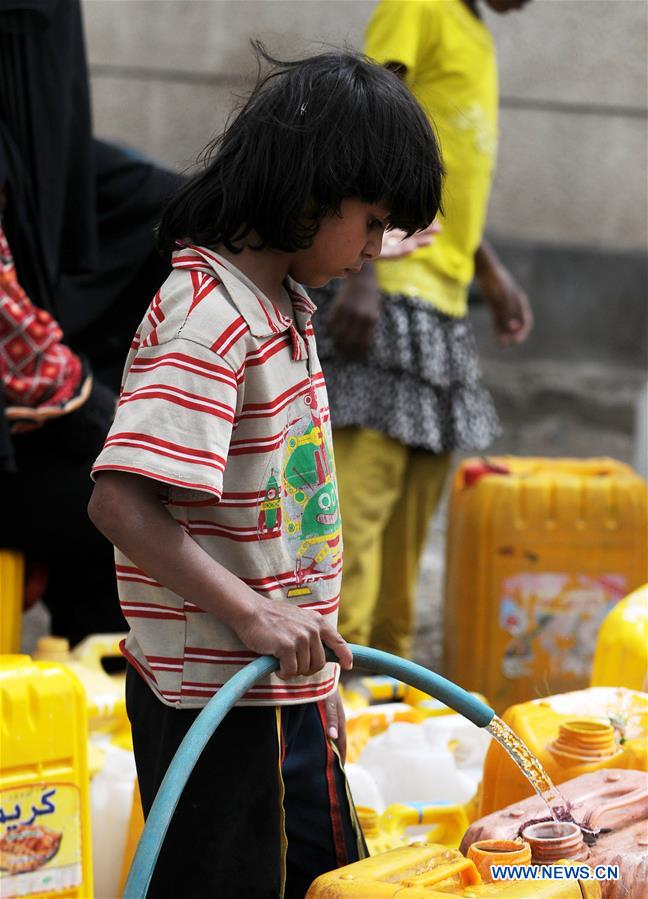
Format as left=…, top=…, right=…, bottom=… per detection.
left=122, top=645, right=494, bottom=899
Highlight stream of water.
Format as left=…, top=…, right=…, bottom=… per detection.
left=486, top=715, right=571, bottom=822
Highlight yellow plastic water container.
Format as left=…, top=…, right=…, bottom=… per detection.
left=479, top=686, right=648, bottom=815
left=380, top=803, right=471, bottom=850
left=592, top=583, right=648, bottom=691
left=0, top=550, right=23, bottom=654
left=32, top=635, right=136, bottom=898
left=0, top=655, right=93, bottom=898
left=444, top=457, right=648, bottom=712
left=33, top=634, right=128, bottom=736
left=305, top=843, right=601, bottom=897
left=342, top=676, right=408, bottom=709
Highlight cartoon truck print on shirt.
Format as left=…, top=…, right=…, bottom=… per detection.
left=283, top=421, right=341, bottom=590
left=256, top=401, right=341, bottom=598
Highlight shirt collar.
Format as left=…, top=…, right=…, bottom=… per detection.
left=172, top=244, right=316, bottom=339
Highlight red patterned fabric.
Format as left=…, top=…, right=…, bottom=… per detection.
left=0, top=223, right=89, bottom=430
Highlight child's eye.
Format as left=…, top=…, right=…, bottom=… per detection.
left=369, top=218, right=385, bottom=230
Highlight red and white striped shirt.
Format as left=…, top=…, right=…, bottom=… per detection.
left=92, top=246, right=342, bottom=707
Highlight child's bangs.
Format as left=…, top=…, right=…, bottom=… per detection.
left=353, top=124, right=442, bottom=235
left=310, top=60, right=443, bottom=235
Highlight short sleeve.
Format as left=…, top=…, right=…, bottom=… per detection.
left=364, top=0, right=437, bottom=75
left=92, top=338, right=238, bottom=499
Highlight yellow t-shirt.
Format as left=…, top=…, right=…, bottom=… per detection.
left=366, top=0, right=498, bottom=317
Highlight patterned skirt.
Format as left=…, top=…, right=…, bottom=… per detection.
left=311, top=285, right=501, bottom=454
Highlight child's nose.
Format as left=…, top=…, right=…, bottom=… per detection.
left=363, top=235, right=383, bottom=260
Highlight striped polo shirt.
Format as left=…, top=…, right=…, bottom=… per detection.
left=92, top=245, right=342, bottom=707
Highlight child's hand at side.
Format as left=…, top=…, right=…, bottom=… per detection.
left=328, top=265, right=381, bottom=357
left=474, top=241, right=533, bottom=346
left=233, top=598, right=353, bottom=680
left=324, top=688, right=347, bottom=763
left=479, top=263, right=533, bottom=346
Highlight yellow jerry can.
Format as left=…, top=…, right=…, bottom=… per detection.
left=479, top=686, right=648, bottom=815
left=0, top=655, right=93, bottom=898
left=443, top=457, right=648, bottom=712
left=342, top=676, right=409, bottom=708
left=305, top=843, right=601, bottom=897
left=33, top=634, right=128, bottom=736
left=0, top=550, right=23, bottom=654
left=354, top=802, right=472, bottom=856
left=380, top=803, right=471, bottom=850
left=591, top=583, right=648, bottom=691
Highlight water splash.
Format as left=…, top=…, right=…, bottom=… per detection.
left=486, top=716, right=570, bottom=822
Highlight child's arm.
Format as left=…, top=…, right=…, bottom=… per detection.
left=88, top=471, right=352, bottom=679
left=474, top=241, right=533, bottom=345
left=328, top=220, right=439, bottom=356
left=327, top=263, right=381, bottom=357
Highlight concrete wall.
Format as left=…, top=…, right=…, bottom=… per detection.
left=83, top=0, right=647, bottom=252
left=83, top=0, right=647, bottom=464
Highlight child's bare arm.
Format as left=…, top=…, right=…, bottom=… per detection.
left=474, top=241, right=533, bottom=345
left=88, top=471, right=352, bottom=679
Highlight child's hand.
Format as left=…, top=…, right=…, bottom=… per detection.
left=328, top=272, right=381, bottom=357
left=477, top=263, right=533, bottom=346
left=324, top=688, right=347, bottom=763
left=379, top=219, right=441, bottom=260
left=233, top=597, right=353, bottom=680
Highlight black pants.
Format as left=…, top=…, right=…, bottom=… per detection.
left=126, top=666, right=364, bottom=899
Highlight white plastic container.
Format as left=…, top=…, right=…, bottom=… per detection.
left=90, top=744, right=137, bottom=899
left=422, top=714, right=491, bottom=785
left=356, top=722, right=476, bottom=807
left=344, top=762, right=385, bottom=813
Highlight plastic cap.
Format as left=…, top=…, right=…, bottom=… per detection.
left=33, top=636, right=71, bottom=660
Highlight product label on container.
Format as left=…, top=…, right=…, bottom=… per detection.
left=499, top=573, right=626, bottom=683
left=0, top=783, right=82, bottom=897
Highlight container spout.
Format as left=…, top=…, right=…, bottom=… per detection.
left=522, top=821, right=589, bottom=863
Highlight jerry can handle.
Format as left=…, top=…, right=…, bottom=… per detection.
left=585, top=784, right=648, bottom=829
left=403, top=857, right=481, bottom=889
left=71, top=633, right=127, bottom=673
left=382, top=802, right=470, bottom=848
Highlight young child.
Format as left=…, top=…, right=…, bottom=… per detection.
left=88, top=46, right=443, bottom=898
left=312, top=0, right=533, bottom=662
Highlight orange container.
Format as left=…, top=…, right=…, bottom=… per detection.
left=463, top=769, right=648, bottom=899
left=466, top=838, right=531, bottom=882
left=479, top=686, right=648, bottom=815
left=444, top=457, right=648, bottom=711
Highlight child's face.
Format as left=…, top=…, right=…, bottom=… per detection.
left=289, top=198, right=390, bottom=288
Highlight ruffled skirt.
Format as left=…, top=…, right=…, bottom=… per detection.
left=311, top=286, right=501, bottom=454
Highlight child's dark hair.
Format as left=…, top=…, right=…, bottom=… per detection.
left=157, top=43, right=443, bottom=257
